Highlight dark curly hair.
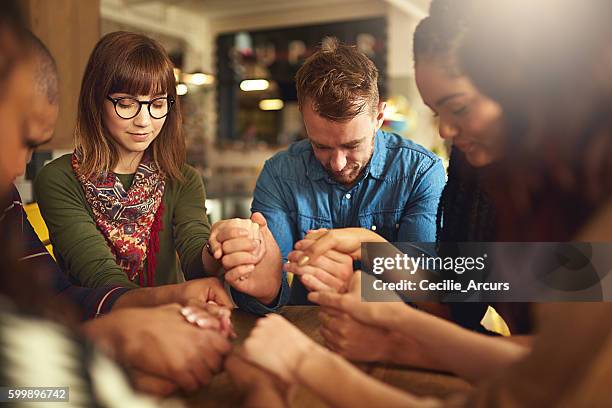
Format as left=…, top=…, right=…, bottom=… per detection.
left=413, top=0, right=536, bottom=334
left=436, top=148, right=497, bottom=243
left=413, top=0, right=497, bottom=243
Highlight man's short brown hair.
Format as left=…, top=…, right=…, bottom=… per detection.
left=295, top=37, right=379, bottom=122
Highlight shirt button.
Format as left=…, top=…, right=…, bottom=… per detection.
left=371, top=225, right=377, bottom=231
left=345, top=193, right=351, bottom=199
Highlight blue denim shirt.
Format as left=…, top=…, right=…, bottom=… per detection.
left=229, top=280, right=291, bottom=316
left=252, top=130, right=446, bottom=304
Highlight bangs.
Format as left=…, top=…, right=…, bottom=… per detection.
left=109, top=43, right=174, bottom=97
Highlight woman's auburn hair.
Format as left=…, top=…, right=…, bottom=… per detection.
left=74, top=31, right=185, bottom=182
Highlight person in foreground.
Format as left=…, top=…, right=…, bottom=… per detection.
left=0, top=21, right=233, bottom=398
left=235, top=0, right=612, bottom=406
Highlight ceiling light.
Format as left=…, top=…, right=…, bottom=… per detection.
left=240, top=79, right=269, bottom=92
left=185, top=73, right=215, bottom=86
left=259, top=99, right=284, bottom=111
left=176, top=83, right=188, bottom=96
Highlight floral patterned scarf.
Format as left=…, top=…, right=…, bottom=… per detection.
left=72, top=151, right=165, bottom=286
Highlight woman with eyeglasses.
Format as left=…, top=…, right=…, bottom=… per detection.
left=34, top=31, right=221, bottom=291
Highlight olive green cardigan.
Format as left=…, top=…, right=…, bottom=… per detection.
left=34, top=154, right=211, bottom=288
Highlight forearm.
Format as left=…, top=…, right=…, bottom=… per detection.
left=228, top=239, right=287, bottom=314
left=450, top=337, right=526, bottom=383
left=296, top=345, right=433, bottom=408
left=384, top=333, right=444, bottom=371
left=499, top=335, right=533, bottom=347
left=201, top=247, right=223, bottom=277
left=111, top=285, right=184, bottom=309
left=396, top=311, right=528, bottom=383
left=60, top=285, right=131, bottom=320
left=243, top=386, right=287, bottom=408
left=251, top=235, right=283, bottom=305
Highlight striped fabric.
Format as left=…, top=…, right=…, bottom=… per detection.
left=0, top=307, right=181, bottom=408
left=2, top=187, right=131, bottom=320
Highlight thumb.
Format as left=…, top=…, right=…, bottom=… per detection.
left=250, top=212, right=268, bottom=228
left=348, top=270, right=362, bottom=298
left=209, top=284, right=234, bottom=308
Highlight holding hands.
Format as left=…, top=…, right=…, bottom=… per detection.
left=83, top=303, right=234, bottom=396
left=286, top=228, right=419, bottom=364
left=308, top=271, right=407, bottom=329
left=209, top=213, right=266, bottom=280
left=181, top=302, right=236, bottom=339
left=286, top=238, right=353, bottom=293
left=313, top=273, right=396, bottom=362
left=243, top=314, right=322, bottom=384
left=176, top=277, right=233, bottom=308
left=317, top=306, right=393, bottom=362
left=225, top=352, right=292, bottom=408
left=285, top=227, right=384, bottom=294
left=294, top=227, right=386, bottom=263
left=309, top=272, right=440, bottom=369
left=208, top=212, right=282, bottom=303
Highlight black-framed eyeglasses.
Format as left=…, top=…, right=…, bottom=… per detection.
left=106, top=95, right=175, bottom=120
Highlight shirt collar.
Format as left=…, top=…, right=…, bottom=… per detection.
left=306, top=129, right=387, bottom=183
left=367, top=129, right=387, bottom=180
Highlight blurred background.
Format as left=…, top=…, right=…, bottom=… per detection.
left=18, top=0, right=444, bottom=222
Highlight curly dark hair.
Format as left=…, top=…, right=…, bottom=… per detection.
left=436, top=148, right=497, bottom=243
left=413, top=0, right=512, bottom=333
left=413, top=0, right=498, bottom=243
left=413, top=0, right=473, bottom=77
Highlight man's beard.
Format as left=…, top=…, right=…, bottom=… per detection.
left=327, top=162, right=362, bottom=185
left=322, top=131, right=376, bottom=185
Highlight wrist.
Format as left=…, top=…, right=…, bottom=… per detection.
left=81, top=315, right=121, bottom=357
left=383, top=303, right=421, bottom=334
left=147, top=285, right=179, bottom=306
left=256, top=285, right=280, bottom=306
left=385, top=332, right=413, bottom=363
left=164, top=283, right=186, bottom=305
left=292, top=342, right=327, bottom=384
left=110, top=290, right=134, bottom=310
left=202, top=245, right=222, bottom=277
left=378, top=335, right=397, bottom=363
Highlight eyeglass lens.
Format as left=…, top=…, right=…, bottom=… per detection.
left=115, top=97, right=170, bottom=119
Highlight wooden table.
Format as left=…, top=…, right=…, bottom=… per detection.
left=181, top=306, right=472, bottom=407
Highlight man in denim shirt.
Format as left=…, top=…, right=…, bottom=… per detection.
left=252, top=39, right=446, bottom=304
